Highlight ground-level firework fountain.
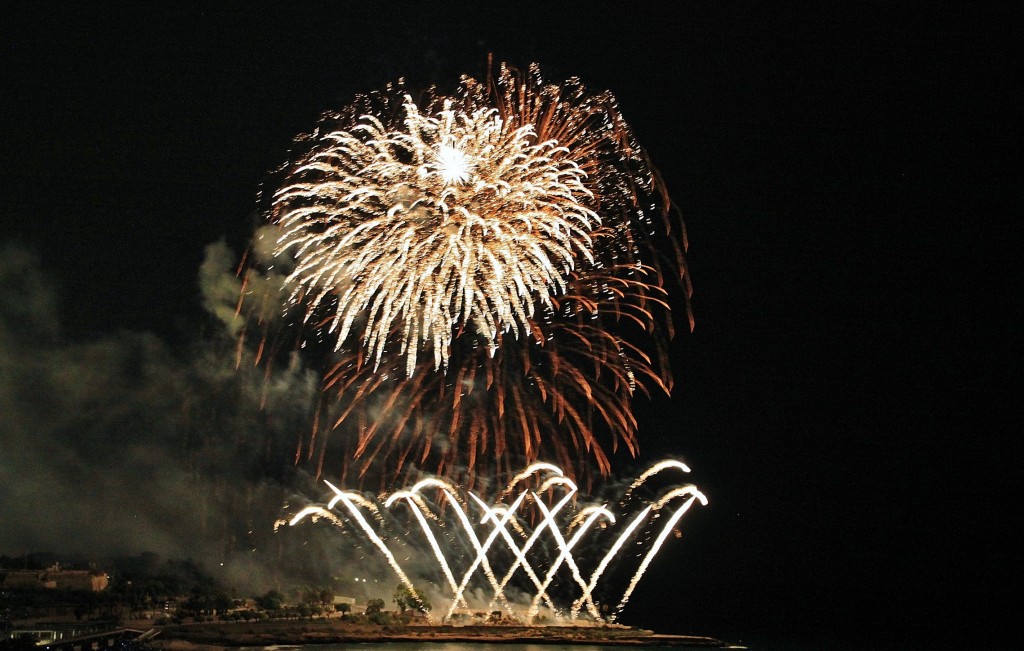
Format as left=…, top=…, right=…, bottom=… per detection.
left=286, top=460, right=706, bottom=624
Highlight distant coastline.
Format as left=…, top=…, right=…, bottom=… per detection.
left=149, top=620, right=724, bottom=648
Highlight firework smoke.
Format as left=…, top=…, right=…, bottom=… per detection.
left=0, top=243, right=341, bottom=591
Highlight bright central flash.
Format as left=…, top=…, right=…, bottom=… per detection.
left=436, top=144, right=472, bottom=185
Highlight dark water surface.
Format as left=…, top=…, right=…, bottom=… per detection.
left=246, top=645, right=720, bottom=651
left=245, top=638, right=929, bottom=650
left=244, top=643, right=743, bottom=651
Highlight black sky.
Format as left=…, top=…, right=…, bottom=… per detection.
left=1, top=3, right=1013, bottom=648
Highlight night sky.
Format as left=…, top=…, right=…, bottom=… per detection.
left=1, top=4, right=1011, bottom=649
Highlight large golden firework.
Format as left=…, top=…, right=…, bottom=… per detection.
left=242, top=61, right=690, bottom=487
left=274, top=96, right=598, bottom=378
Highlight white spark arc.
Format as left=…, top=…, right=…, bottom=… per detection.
left=626, top=459, right=691, bottom=496
left=445, top=490, right=526, bottom=620
left=321, top=481, right=423, bottom=619
left=570, top=506, right=652, bottom=620
left=527, top=505, right=615, bottom=621
left=290, top=461, right=705, bottom=624
left=532, top=495, right=605, bottom=620
left=500, top=462, right=563, bottom=499
left=612, top=486, right=708, bottom=620
left=469, top=494, right=559, bottom=616
left=390, top=494, right=467, bottom=607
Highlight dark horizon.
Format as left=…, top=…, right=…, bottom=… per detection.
left=1, top=4, right=1010, bottom=648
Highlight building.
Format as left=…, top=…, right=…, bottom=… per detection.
left=0, top=565, right=109, bottom=591
left=331, top=595, right=356, bottom=611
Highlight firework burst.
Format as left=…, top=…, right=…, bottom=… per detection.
left=274, top=97, right=599, bottom=378
left=242, top=61, right=690, bottom=485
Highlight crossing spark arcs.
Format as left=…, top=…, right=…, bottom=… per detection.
left=288, top=460, right=706, bottom=623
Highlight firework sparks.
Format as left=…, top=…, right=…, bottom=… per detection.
left=243, top=61, right=690, bottom=484
left=288, top=460, right=705, bottom=623
left=273, top=98, right=599, bottom=378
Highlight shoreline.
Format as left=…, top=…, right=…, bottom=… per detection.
left=149, top=621, right=724, bottom=648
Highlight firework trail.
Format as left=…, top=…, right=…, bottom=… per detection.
left=241, top=60, right=690, bottom=485
left=288, top=460, right=705, bottom=623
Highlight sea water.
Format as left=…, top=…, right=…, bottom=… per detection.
left=249, top=638, right=924, bottom=650
left=248, top=644, right=741, bottom=651
left=251, top=645, right=710, bottom=651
